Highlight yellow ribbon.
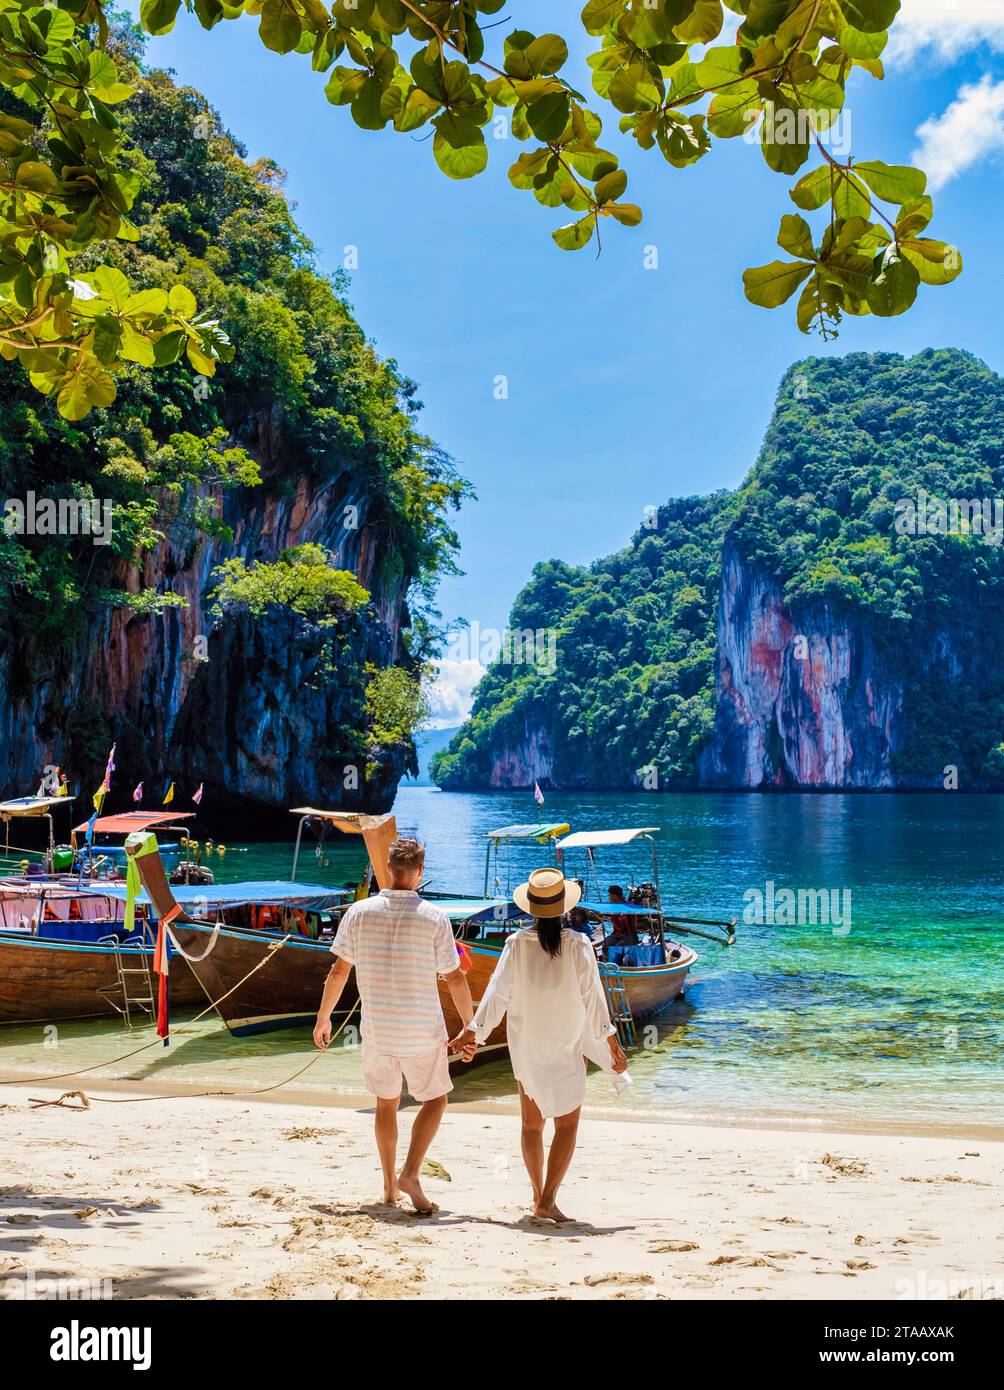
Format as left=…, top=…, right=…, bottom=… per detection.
left=123, top=831, right=161, bottom=936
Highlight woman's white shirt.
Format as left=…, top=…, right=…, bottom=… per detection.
left=470, top=927, right=632, bottom=1118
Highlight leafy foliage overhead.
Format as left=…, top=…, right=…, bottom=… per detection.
left=0, top=0, right=962, bottom=418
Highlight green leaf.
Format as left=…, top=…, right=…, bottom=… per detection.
left=607, top=202, right=642, bottom=226
left=92, top=266, right=131, bottom=310
left=140, top=0, right=183, bottom=36
left=433, top=131, right=488, bottom=179
left=777, top=213, right=815, bottom=260
left=526, top=35, right=569, bottom=76
left=259, top=0, right=302, bottom=55
left=866, top=249, right=920, bottom=316
left=168, top=284, right=198, bottom=318
left=695, top=45, right=746, bottom=90
left=675, top=0, right=725, bottom=45
left=56, top=360, right=117, bottom=420
left=836, top=22, right=888, bottom=59
left=743, top=259, right=814, bottom=308
left=552, top=215, right=595, bottom=250
left=853, top=160, right=926, bottom=205
left=836, top=0, right=900, bottom=35
left=707, top=87, right=760, bottom=139
left=580, top=0, right=623, bottom=36
left=900, top=238, right=963, bottom=286
left=790, top=165, right=832, bottom=210
left=595, top=168, right=628, bottom=204
left=760, top=100, right=810, bottom=174
left=526, top=91, right=571, bottom=142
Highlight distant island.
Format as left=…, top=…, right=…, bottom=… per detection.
left=433, top=349, right=1004, bottom=792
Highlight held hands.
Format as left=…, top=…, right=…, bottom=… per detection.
left=608, top=1035, right=629, bottom=1074
left=448, top=1027, right=477, bottom=1063
left=313, top=1016, right=332, bottom=1050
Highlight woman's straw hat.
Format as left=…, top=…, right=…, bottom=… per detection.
left=513, top=866, right=582, bottom=919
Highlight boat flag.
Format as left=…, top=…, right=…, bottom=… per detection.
left=534, top=781, right=545, bottom=806
left=163, top=782, right=175, bottom=806
left=192, top=783, right=203, bottom=805
left=93, top=743, right=116, bottom=813
left=132, top=782, right=143, bottom=804
left=151, top=910, right=173, bottom=1044
left=57, top=772, right=69, bottom=797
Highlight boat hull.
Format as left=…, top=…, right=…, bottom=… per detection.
left=0, top=931, right=201, bottom=1024
left=169, top=923, right=510, bottom=1056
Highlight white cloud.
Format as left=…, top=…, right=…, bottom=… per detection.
left=424, top=657, right=486, bottom=729
left=888, top=0, right=1004, bottom=64
left=912, top=75, right=1004, bottom=190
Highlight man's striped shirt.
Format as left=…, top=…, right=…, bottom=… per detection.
left=330, top=890, right=459, bottom=1056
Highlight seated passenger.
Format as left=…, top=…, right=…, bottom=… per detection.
left=606, top=885, right=638, bottom=951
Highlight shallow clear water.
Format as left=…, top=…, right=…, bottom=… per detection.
left=3, top=789, right=1002, bottom=1135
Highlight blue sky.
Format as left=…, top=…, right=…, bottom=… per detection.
left=127, top=1, right=1004, bottom=722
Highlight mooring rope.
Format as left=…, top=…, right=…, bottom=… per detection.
left=0, top=931, right=330, bottom=1094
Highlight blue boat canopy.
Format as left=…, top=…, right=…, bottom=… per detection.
left=578, top=899, right=658, bottom=916
left=99, top=880, right=350, bottom=912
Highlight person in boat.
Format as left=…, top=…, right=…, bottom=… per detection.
left=565, top=905, right=594, bottom=939
left=451, top=867, right=630, bottom=1224
left=605, top=884, right=639, bottom=953
left=313, top=836, right=475, bottom=1215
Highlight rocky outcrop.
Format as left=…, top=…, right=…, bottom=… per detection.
left=486, top=721, right=554, bottom=789
left=700, top=540, right=938, bottom=789
left=0, top=467, right=414, bottom=831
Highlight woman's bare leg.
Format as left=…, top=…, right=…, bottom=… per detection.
left=536, top=1106, right=581, bottom=1223
left=518, top=1085, right=545, bottom=1206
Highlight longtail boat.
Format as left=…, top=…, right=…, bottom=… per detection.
left=133, top=813, right=734, bottom=1052
left=0, top=881, right=203, bottom=1024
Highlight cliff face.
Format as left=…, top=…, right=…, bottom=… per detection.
left=0, top=466, right=413, bottom=832
left=701, top=540, right=921, bottom=788
left=433, top=350, right=1004, bottom=793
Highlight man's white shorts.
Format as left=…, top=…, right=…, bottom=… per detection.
left=362, top=1043, right=453, bottom=1102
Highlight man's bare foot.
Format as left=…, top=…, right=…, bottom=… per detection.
left=533, top=1200, right=573, bottom=1224
left=398, top=1171, right=437, bottom=1215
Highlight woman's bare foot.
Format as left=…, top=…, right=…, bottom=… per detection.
left=380, top=1185, right=401, bottom=1207
left=397, top=1171, right=437, bottom=1215
left=533, top=1200, right=573, bottom=1224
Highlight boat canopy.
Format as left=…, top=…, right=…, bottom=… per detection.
left=100, top=879, right=349, bottom=913
left=289, top=808, right=396, bottom=889
left=486, top=822, right=570, bottom=843
left=556, top=827, right=660, bottom=850
left=425, top=897, right=522, bottom=924
left=0, top=795, right=75, bottom=818
left=72, top=811, right=194, bottom=840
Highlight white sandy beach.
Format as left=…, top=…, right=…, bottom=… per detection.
left=2, top=1083, right=1001, bottom=1301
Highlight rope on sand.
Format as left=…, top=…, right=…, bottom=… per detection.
left=2, top=933, right=361, bottom=1102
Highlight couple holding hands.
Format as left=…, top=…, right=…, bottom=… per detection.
left=314, top=837, right=630, bottom=1222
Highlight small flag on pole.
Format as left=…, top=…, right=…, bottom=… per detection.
left=93, top=743, right=116, bottom=813
left=192, top=783, right=203, bottom=806
left=163, top=782, right=175, bottom=806
left=132, top=782, right=143, bottom=804
left=534, top=781, right=545, bottom=807
left=57, top=773, right=69, bottom=797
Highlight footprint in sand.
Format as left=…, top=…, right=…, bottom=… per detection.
left=648, top=1240, right=699, bottom=1253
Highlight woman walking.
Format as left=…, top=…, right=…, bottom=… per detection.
left=452, top=867, right=630, bottom=1223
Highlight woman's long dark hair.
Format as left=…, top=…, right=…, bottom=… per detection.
left=534, top=915, right=563, bottom=958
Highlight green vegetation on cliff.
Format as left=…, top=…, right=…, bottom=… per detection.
left=434, top=348, right=1004, bottom=790
left=0, top=24, right=467, bottom=756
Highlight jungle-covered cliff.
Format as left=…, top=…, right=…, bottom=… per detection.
left=0, top=30, right=467, bottom=829
left=433, top=348, right=1004, bottom=792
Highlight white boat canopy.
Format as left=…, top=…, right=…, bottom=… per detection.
left=556, top=827, right=660, bottom=850
left=486, top=822, right=570, bottom=842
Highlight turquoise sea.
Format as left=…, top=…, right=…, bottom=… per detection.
left=3, top=788, right=1002, bottom=1136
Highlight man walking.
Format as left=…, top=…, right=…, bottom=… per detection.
left=313, top=837, right=474, bottom=1213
